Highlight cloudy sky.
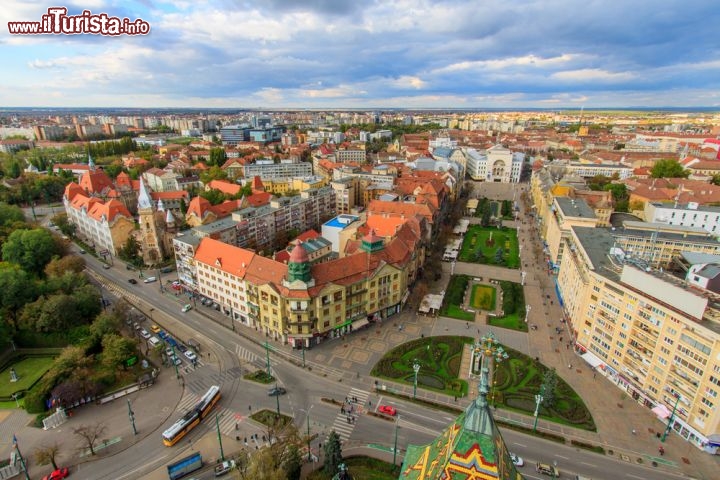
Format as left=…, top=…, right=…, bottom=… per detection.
left=1, top=0, right=719, bottom=108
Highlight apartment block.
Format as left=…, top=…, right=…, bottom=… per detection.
left=243, top=159, right=313, bottom=180
left=231, top=186, right=335, bottom=253
left=190, top=224, right=423, bottom=347
left=557, top=226, right=720, bottom=453
left=645, top=202, right=720, bottom=236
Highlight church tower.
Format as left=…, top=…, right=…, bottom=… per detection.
left=137, top=177, right=164, bottom=264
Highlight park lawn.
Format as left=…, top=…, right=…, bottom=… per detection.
left=443, top=305, right=474, bottom=321
left=470, top=284, right=496, bottom=310
left=372, top=336, right=473, bottom=398
left=0, top=356, right=55, bottom=397
left=488, top=312, right=527, bottom=332
left=458, top=225, right=520, bottom=268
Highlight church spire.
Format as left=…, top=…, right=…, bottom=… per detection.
left=138, top=177, right=153, bottom=210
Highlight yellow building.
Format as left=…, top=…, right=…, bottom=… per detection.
left=557, top=226, right=720, bottom=453
left=262, top=176, right=328, bottom=195
left=191, top=222, right=423, bottom=347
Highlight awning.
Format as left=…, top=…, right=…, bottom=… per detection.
left=352, top=318, right=369, bottom=329
left=580, top=351, right=605, bottom=369
left=332, top=320, right=352, bottom=330
left=707, top=434, right=720, bottom=447
left=652, top=404, right=671, bottom=420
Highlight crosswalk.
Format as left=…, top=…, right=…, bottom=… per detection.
left=185, top=366, right=243, bottom=395
left=235, top=343, right=258, bottom=364
left=328, top=387, right=370, bottom=442
left=174, top=390, right=242, bottom=436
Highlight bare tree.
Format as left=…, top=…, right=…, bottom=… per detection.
left=33, top=443, right=61, bottom=469
left=73, top=422, right=107, bottom=456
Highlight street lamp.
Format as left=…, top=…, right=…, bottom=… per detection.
left=392, top=415, right=401, bottom=468
left=533, top=391, right=544, bottom=432
left=127, top=399, right=137, bottom=435
left=300, top=405, right=314, bottom=462
left=525, top=304, right=531, bottom=323
left=661, top=393, right=681, bottom=443
left=412, top=360, right=421, bottom=399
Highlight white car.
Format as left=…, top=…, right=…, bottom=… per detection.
left=184, top=350, right=197, bottom=361
left=139, top=329, right=151, bottom=339
left=510, top=453, right=524, bottom=467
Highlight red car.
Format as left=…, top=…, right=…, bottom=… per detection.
left=378, top=405, right=397, bottom=416
left=42, top=467, right=69, bottom=480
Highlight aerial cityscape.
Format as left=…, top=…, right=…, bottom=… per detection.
left=2, top=2, right=720, bottom=480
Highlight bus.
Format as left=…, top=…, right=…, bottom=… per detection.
left=162, top=385, right=221, bottom=447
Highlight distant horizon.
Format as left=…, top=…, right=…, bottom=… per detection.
left=2, top=106, right=720, bottom=114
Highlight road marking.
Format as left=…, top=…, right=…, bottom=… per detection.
left=625, top=475, right=645, bottom=479
left=554, top=454, right=569, bottom=460
left=512, top=442, right=527, bottom=447
left=580, top=462, right=596, bottom=467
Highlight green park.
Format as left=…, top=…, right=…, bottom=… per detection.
left=372, top=336, right=594, bottom=430
left=458, top=225, right=520, bottom=268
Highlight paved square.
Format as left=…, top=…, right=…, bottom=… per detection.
left=405, top=324, right=421, bottom=335
left=341, top=360, right=353, bottom=369
left=388, top=332, right=406, bottom=344
left=368, top=340, right=388, bottom=353
left=350, top=350, right=370, bottom=363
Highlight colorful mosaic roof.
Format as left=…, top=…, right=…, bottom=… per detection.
left=399, top=365, right=524, bottom=480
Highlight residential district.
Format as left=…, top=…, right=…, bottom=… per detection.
left=0, top=108, right=719, bottom=479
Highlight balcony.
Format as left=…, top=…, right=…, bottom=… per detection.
left=290, top=306, right=308, bottom=314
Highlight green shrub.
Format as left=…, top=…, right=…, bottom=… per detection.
left=23, top=388, right=49, bottom=414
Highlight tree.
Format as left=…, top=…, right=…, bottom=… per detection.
left=0, top=203, right=25, bottom=226
left=603, top=183, right=629, bottom=212
left=494, top=247, right=504, bottom=264
left=100, top=333, right=137, bottom=369
left=650, top=159, right=689, bottom=179
left=33, top=443, right=61, bottom=470
left=117, top=237, right=141, bottom=265
left=711, top=174, right=720, bottom=186
left=540, top=368, right=558, bottom=408
left=89, top=311, right=121, bottom=340
left=284, top=444, right=302, bottom=480
left=199, top=166, right=228, bottom=184
left=199, top=188, right=226, bottom=206
left=51, top=213, right=76, bottom=237
left=45, top=256, right=86, bottom=277
left=208, top=147, right=227, bottom=167
left=2, top=228, right=60, bottom=275
left=73, top=422, right=106, bottom=456
left=324, top=430, right=343, bottom=475
left=0, top=263, right=37, bottom=331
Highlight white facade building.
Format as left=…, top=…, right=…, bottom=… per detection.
left=645, top=202, right=720, bottom=237
left=464, top=145, right=524, bottom=182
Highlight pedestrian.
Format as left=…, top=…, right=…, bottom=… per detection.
left=368, top=400, right=372, bottom=407
left=631, top=429, right=636, bottom=435
left=466, top=322, right=469, bottom=329
left=566, top=344, right=570, bottom=350
left=659, top=446, right=665, bottom=456
left=559, top=336, right=563, bottom=342
left=341, top=406, right=345, bottom=414
left=593, top=372, right=597, bottom=379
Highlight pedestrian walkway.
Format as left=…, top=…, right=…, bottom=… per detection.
left=185, top=366, right=243, bottom=395
left=234, top=342, right=257, bottom=364
left=329, top=388, right=370, bottom=442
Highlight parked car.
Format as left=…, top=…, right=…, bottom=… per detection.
left=42, top=467, right=69, bottom=480
left=510, top=453, right=524, bottom=467
left=378, top=405, right=397, bottom=416
left=150, top=324, right=161, bottom=333
left=139, top=329, right=151, bottom=339
left=143, top=276, right=157, bottom=283
left=267, top=386, right=287, bottom=396
left=181, top=304, right=192, bottom=313
left=535, top=462, right=559, bottom=477
left=214, top=459, right=236, bottom=477
left=166, top=337, right=178, bottom=347
left=102, top=264, right=111, bottom=269
left=176, top=344, right=187, bottom=353
left=172, top=356, right=182, bottom=366
left=165, top=347, right=175, bottom=358
left=158, top=331, right=168, bottom=340
left=126, top=264, right=136, bottom=271
left=160, top=266, right=175, bottom=273
left=184, top=350, right=197, bottom=361
left=128, top=278, right=138, bottom=285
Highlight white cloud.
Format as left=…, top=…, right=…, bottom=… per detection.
left=551, top=68, right=635, bottom=82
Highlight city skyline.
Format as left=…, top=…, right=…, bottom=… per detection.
left=1, top=0, right=719, bottom=109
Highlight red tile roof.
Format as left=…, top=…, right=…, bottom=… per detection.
left=207, top=179, right=242, bottom=196
left=194, top=237, right=255, bottom=276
